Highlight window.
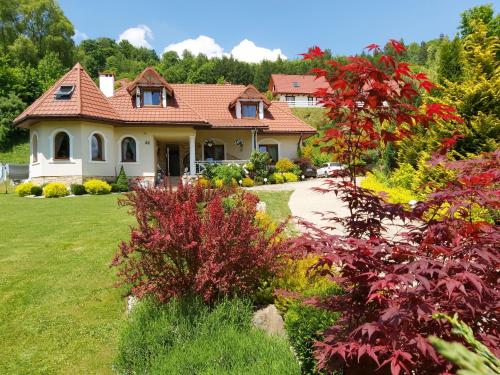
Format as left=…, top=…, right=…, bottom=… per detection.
left=292, top=81, right=300, bottom=88
left=54, top=132, right=70, bottom=160
left=241, top=103, right=258, bottom=118
left=285, top=95, right=295, bottom=102
left=121, top=137, right=136, bottom=162
left=54, top=85, right=75, bottom=100
left=32, top=134, right=38, bottom=163
left=142, top=89, right=161, bottom=106
left=204, top=144, right=224, bottom=161
left=91, top=133, right=104, bottom=161
left=259, top=144, right=278, bottom=163
left=308, top=96, right=315, bottom=105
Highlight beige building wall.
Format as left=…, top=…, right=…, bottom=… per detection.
left=257, top=134, right=301, bottom=160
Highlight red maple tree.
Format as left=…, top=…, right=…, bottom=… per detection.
left=287, top=42, right=499, bottom=374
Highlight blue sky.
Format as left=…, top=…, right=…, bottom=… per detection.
left=60, top=0, right=498, bottom=62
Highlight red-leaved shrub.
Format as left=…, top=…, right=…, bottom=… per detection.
left=286, top=41, right=500, bottom=375
left=112, top=183, right=288, bottom=304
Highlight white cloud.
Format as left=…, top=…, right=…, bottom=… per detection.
left=162, top=35, right=286, bottom=63
left=230, top=39, right=287, bottom=63
left=163, top=35, right=224, bottom=58
left=118, top=25, right=153, bottom=48
left=73, top=29, right=88, bottom=44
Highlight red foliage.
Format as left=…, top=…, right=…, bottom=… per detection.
left=288, top=42, right=500, bottom=374
left=112, top=182, right=288, bottom=304
left=290, top=154, right=500, bottom=375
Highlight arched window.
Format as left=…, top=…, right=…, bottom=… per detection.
left=54, top=131, right=70, bottom=160
left=121, top=137, right=136, bottom=162
left=91, top=133, right=104, bottom=161
left=32, top=133, right=38, bottom=163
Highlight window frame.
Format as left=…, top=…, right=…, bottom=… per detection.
left=285, top=95, right=295, bottom=102
left=89, top=132, right=106, bottom=162
left=257, top=138, right=280, bottom=163
left=141, top=87, right=162, bottom=107
left=120, top=136, right=138, bottom=163
left=31, top=132, right=38, bottom=164
left=241, top=102, right=259, bottom=118
left=53, top=131, right=71, bottom=160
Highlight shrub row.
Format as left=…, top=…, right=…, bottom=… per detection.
left=15, top=167, right=130, bottom=198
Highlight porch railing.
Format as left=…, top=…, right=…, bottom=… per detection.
left=195, top=160, right=249, bottom=175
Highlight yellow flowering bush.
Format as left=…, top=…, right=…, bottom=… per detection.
left=15, top=182, right=33, bottom=197
left=241, top=177, right=254, bottom=187
left=84, top=179, right=112, bottom=195
left=283, top=172, right=299, bottom=182
left=43, top=182, right=69, bottom=198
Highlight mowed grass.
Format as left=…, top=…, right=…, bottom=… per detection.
left=253, top=190, right=292, bottom=222
left=0, top=189, right=291, bottom=374
left=0, top=193, right=132, bottom=374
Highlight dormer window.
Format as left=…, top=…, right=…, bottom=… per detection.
left=241, top=102, right=258, bottom=118
left=142, top=89, right=161, bottom=106
left=54, top=85, right=75, bottom=100
left=292, top=81, right=300, bottom=88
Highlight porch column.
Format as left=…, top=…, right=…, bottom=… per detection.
left=189, top=135, right=196, bottom=176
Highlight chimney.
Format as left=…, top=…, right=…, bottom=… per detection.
left=99, top=72, right=114, bottom=97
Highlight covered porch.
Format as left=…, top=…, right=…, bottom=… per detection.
left=153, top=128, right=258, bottom=181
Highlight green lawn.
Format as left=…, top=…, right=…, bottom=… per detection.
left=253, top=190, right=292, bottom=222
left=0, top=189, right=292, bottom=374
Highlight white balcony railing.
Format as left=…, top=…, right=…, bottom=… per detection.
left=195, top=160, right=249, bottom=174
left=285, top=100, right=323, bottom=108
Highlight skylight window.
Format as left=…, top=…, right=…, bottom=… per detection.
left=292, top=81, right=300, bottom=88
left=54, top=85, right=75, bottom=100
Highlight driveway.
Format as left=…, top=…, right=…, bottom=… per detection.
left=248, top=178, right=347, bottom=233
left=249, top=178, right=403, bottom=237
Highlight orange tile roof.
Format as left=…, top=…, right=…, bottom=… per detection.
left=269, top=74, right=330, bottom=95
left=14, top=63, right=120, bottom=124
left=14, top=64, right=316, bottom=134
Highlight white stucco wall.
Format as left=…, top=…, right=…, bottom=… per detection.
left=277, top=94, right=319, bottom=107
left=29, top=121, right=83, bottom=179
left=257, top=134, right=301, bottom=160
left=196, top=129, right=254, bottom=161
left=28, top=121, right=302, bottom=181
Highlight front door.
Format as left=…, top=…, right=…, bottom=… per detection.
left=166, top=145, right=180, bottom=176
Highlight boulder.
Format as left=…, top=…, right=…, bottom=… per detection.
left=252, top=304, right=285, bottom=337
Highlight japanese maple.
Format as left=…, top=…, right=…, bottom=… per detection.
left=287, top=42, right=500, bottom=375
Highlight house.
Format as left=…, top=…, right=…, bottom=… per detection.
left=268, top=74, right=330, bottom=108
left=14, top=64, right=315, bottom=186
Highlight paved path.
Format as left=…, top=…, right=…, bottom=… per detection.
left=249, top=178, right=404, bottom=237
left=248, top=178, right=346, bottom=233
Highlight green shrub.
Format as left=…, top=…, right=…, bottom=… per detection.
left=388, top=162, right=416, bottom=190
left=83, top=179, right=111, bottom=195
left=15, top=182, right=33, bottom=197
left=275, top=158, right=295, bottom=173
left=254, top=176, right=264, bottom=185
left=241, top=176, right=254, bottom=187
left=30, top=185, right=43, bottom=196
left=411, top=152, right=456, bottom=194
left=115, top=166, right=129, bottom=192
left=212, top=178, right=224, bottom=188
left=43, top=182, right=69, bottom=198
left=250, top=151, right=271, bottom=178
left=283, top=172, right=299, bottom=182
left=70, top=184, right=86, bottom=195
left=428, top=314, right=500, bottom=375
left=272, top=173, right=284, bottom=184
left=212, top=164, right=244, bottom=185
left=110, top=183, right=120, bottom=193
left=115, top=297, right=300, bottom=375
left=285, top=303, right=340, bottom=374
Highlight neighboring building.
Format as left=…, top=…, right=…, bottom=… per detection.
left=268, top=74, right=330, bottom=108
left=14, top=64, right=315, bottom=185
